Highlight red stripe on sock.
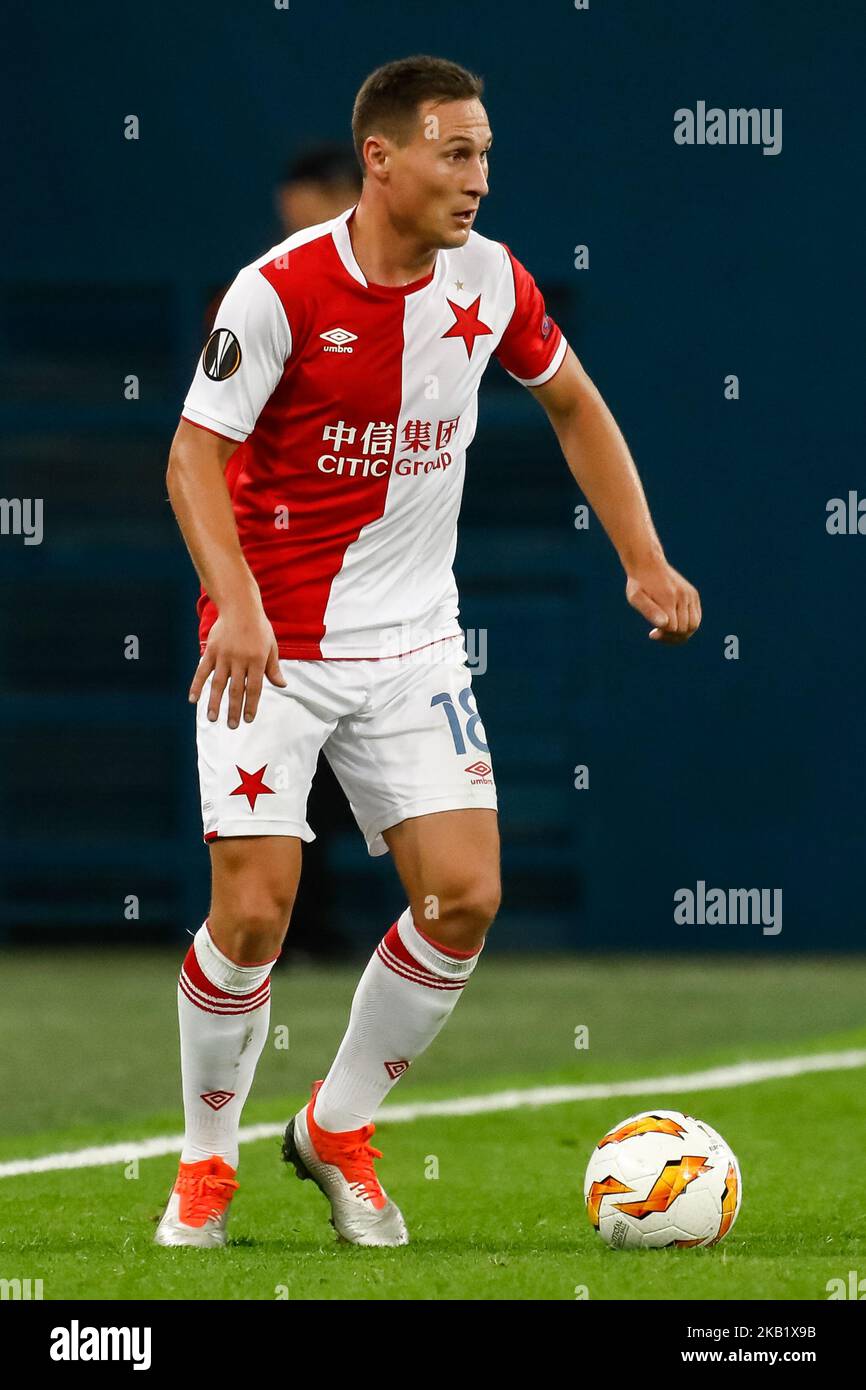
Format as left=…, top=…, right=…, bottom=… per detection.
left=181, top=945, right=236, bottom=1001
left=381, top=922, right=441, bottom=979
left=412, top=919, right=482, bottom=960
left=376, top=944, right=466, bottom=990
left=179, top=973, right=270, bottom=1014
left=180, top=944, right=270, bottom=1005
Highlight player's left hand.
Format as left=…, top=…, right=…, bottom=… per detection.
left=625, top=559, right=701, bottom=643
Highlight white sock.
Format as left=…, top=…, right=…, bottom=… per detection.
left=313, top=907, right=482, bottom=1131
left=178, top=921, right=278, bottom=1168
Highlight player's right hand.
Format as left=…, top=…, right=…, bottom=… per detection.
left=188, top=606, right=287, bottom=728
left=625, top=559, right=701, bottom=645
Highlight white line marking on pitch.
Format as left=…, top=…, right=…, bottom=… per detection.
left=1, top=1048, right=862, bottom=1180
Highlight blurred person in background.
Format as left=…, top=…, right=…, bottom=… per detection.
left=274, top=143, right=363, bottom=237
left=204, top=142, right=361, bottom=336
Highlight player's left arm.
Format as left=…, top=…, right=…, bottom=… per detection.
left=529, top=346, right=701, bottom=644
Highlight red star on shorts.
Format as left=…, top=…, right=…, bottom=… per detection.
left=230, top=765, right=275, bottom=812
left=441, top=295, right=493, bottom=358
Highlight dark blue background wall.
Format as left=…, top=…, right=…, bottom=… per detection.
left=1, top=0, right=863, bottom=951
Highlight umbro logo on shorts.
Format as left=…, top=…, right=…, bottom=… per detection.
left=200, top=1090, right=236, bottom=1111
left=465, top=760, right=491, bottom=779
left=465, top=760, right=492, bottom=785
left=320, top=327, right=358, bottom=353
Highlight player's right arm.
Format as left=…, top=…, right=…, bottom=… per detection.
left=166, top=260, right=293, bottom=726
left=165, top=419, right=286, bottom=728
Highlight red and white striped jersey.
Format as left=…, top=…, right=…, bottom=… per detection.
left=182, top=204, right=568, bottom=659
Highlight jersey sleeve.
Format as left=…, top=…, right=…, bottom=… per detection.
left=494, top=244, right=568, bottom=387
left=182, top=265, right=292, bottom=442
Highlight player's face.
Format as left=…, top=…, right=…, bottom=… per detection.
left=389, top=98, right=491, bottom=249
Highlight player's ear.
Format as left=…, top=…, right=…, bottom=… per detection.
left=362, top=135, right=389, bottom=180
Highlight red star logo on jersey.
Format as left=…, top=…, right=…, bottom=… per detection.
left=230, top=765, right=275, bottom=812
left=441, top=295, right=493, bottom=358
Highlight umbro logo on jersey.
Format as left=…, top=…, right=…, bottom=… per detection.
left=202, top=328, right=242, bottom=381
left=320, top=327, right=358, bottom=354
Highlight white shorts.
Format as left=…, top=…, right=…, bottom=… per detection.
left=196, top=635, right=497, bottom=856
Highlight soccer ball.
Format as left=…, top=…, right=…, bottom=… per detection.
left=583, top=1109, right=742, bottom=1249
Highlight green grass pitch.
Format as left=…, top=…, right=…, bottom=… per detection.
left=0, top=951, right=863, bottom=1300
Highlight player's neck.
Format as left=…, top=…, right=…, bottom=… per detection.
left=347, top=195, right=437, bottom=288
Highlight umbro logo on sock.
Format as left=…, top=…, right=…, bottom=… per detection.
left=200, top=1090, right=236, bottom=1111
left=384, top=1060, right=410, bottom=1079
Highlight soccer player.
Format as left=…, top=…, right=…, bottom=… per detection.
left=156, top=54, right=701, bottom=1248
